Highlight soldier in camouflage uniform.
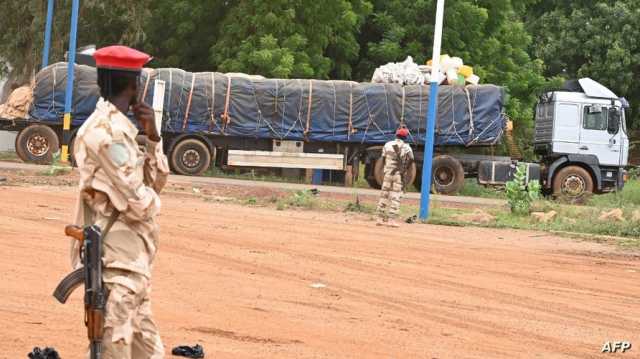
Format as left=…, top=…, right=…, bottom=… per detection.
left=376, top=128, right=414, bottom=227
left=72, top=46, right=168, bottom=358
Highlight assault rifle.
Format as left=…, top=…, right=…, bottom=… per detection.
left=392, top=144, right=413, bottom=191
left=53, top=209, right=117, bottom=359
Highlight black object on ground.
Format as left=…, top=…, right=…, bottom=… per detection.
left=172, top=344, right=205, bottom=358
left=28, top=347, right=61, bottom=359
left=405, top=215, right=418, bottom=224
left=0, top=176, right=6, bottom=182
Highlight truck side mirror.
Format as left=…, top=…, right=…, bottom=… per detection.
left=607, top=108, right=621, bottom=134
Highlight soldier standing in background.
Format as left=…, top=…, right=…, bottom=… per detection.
left=72, top=46, right=168, bottom=358
left=376, top=127, right=414, bottom=227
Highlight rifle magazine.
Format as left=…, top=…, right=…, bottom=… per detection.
left=53, top=267, right=84, bottom=304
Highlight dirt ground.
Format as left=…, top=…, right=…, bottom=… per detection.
left=0, top=179, right=639, bottom=358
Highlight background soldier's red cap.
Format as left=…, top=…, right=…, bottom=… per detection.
left=396, top=127, right=409, bottom=137
left=93, top=45, right=152, bottom=71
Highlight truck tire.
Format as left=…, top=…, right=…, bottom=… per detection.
left=364, top=163, right=381, bottom=189
left=14, top=129, right=24, bottom=161
left=431, top=155, right=465, bottom=195
left=552, top=165, right=594, bottom=203
left=15, top=124, right=59, bottom=164
left=170, top=138, right=211, bottom=176
left=372, top=157, right=417, bottom=189
left=68, top=135, right=78, bottom=167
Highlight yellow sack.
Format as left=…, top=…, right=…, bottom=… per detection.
left=459, top=65, right=474, bottom=78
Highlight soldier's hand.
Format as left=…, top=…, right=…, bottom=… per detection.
left=133, top=102, right=160, bottom=141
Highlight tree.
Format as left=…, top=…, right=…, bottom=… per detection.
left=0, top=0, right=150, bottom=97
left=143, top=0, right=229, bottom=71
left=527, top=1, right=640, bottom=128
left=0, top=0, right=47, bottom=89
left=210, top=0, right=372, bottom=79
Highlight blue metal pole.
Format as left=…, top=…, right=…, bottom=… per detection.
left=419, top=83, right=440, bottom=219
left=419, top=0, right=446, bottom=220
left=61, top=0, right=79, bottom=163
left=41, top=0, right=55, bottom=69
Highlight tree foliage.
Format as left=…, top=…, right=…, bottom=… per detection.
left=1, top=0, right=637, bottom=143
left=527, top=0, right=640, bottom=128
left=0, top=0, right=149, bottom=86
left=210, top=0, right=371, bottom=79
left=143, top=0, right=229, bottom=71
left=0, top=0, right=47, bottom=84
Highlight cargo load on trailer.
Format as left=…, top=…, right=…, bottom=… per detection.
left=29, top=62, right=506, bottom=146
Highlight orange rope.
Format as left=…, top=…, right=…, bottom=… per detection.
left=221, top=76, right=232, bottom=132
left=182, top=74, right=196, bottom=130
left=348, top=83, right=354, bottom=137
left=304, top=80, right=313, bottom=137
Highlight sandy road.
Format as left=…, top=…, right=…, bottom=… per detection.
left=0, top=183, right=638, bottom=358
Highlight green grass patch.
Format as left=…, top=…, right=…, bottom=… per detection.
left=0, top=151, right=18, bottom=162
left=344, top=194, right=376, bottom=214
left=427, top=201, right=640, bottom=247
left=588, top=179, right=640, bottom=208
left=458, top=179, right=506, bottom=199
left=275, top=189, right=319, bottom=210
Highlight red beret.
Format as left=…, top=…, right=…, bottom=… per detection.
left=396, top=127, right=410, bottom=138
left=93, top=45, right=151, bottom=71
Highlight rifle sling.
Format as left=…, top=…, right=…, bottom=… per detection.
left=83, top=199, right=120, bottom=238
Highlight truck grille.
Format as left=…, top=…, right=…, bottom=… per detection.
left=534, top=104, right=553, bottom=143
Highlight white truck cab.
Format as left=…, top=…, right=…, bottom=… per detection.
left=535, top=78, right=629, bottom=200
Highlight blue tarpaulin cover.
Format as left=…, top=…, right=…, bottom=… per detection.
left=30, top=63, right=506, bottom=146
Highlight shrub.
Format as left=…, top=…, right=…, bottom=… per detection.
left=505, top=164, right=541, bottom=215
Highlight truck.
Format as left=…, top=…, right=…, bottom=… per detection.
left=0, top=63, right=630, bottom=202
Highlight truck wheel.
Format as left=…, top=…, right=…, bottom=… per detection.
left=552, top=166, right=594, bottom=203
left=373, top=157, right=417, bottom=190
left=431, top=155, right=465, bottom=195
left=364, top=163, right=381, bottom=189
left=69, top=135, right=78, bottom=167
left=14, top=129, right=25, bottom=161
left=15, top=125, right=59, bottom=164
left=170, top=138, right=211, bottom=176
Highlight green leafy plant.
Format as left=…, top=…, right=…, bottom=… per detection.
left=275, top=190, right=318, bottom=210
left=288, top=190, right=316, bottom=208
left=40, top=151, right=71, bottom=176
left=344, top=194, right=374, bottom=214
left=505, top=164, right=541, bottom=215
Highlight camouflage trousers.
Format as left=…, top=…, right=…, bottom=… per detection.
left=92, top=269, right=164, bottom=359
left=377, top=172, right=403, bottom=219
